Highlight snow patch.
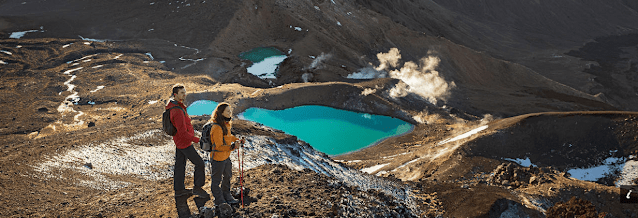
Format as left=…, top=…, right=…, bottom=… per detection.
left=568, top=157, right=625, bottom=182
left=55, top=70, right=85, bottom=127
left=114, top=54, right=123, bottom=59
left=145, top=52, right=154, bottom=60
left=438, top=125, right=488, bottom=145
left=78, top=35, right=107, bottom=42
left=504, top=157, right=537, bottom=167
left=148, top=100, right=159, bottom=104
left=394, top=157, right=423, bottom=171
left=615, top=160, right=638, bottom=186
left=9, top=30, right=39, bottom=39
left=247, top=55, right=287, bottom=79
left=90, top=86, right=105, bottom=93
left=92, top=65, right=103, bottom=69
left=63, top=67, right=83, bottom=75
left=383, top=152, right=409, bottom=159
left=361, top=163, right=390, bottom=174
left=0, top=60, right=6, bottom=65
left=1, top=50, right=12, bottom=55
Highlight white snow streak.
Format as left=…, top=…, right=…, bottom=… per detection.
left=9, top=30, right=39, bottom=39
left=361, top=163, right=390, bottom=174
left=90, top=86, right=105, bottom=93
left=504, top=157, right=536, bottom=167
left=438, top=125, right=488, bottom=145
left=63, top=67, right=83, bottom=75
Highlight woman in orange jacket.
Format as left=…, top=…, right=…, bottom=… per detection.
left=209, top=102, right=244, bottom=206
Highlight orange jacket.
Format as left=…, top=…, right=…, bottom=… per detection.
left=210, top=121, right=239, bottom=161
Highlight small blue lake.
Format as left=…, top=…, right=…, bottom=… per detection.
left=187, top=100, right=413, bottom=156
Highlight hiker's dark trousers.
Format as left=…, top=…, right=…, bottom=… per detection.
left=210, top=158, right=233, bottom=205
left=174, top=145, right=206, bottom=191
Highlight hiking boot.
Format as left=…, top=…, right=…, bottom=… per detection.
left=224, top=192, right=239, bottom=204
left=175, top=189, right=192, bottom=197
left=217, top=203, right=232, bottom=217
left=193, top=187, right=210, bottom=198
left=224, top=195, right=239, bottom=204
left=226, top=198, right=239, bottom=204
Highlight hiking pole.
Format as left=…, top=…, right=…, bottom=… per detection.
left=237, top=137, right=246, bottom=209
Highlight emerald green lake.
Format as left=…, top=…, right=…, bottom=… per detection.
left=239, top=47, right=284, bottom=63
left=187, top=100, right=413, bottom=156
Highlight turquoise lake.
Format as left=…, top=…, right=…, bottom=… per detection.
left=187, top=100, right=413, bottom=155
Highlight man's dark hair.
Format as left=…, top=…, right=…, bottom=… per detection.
left=172, top=84, right=185, bottom=97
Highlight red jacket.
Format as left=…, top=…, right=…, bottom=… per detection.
left=166, top=100, right=199, bottom=149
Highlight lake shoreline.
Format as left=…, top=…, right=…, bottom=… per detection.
left=332, top=124, right=416, bottom=158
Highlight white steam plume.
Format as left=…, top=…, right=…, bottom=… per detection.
left=375, top=48, right=401, bottom=71
left=388, top=55, right=455, bottom=105
left=352, top=48, right=455, bottom=105
left=305, top=52, right=332, bottom=70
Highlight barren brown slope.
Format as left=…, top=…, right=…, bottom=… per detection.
left=356, top=0, right=638, bottom=111
left=1, top=0, right=620, bottom=117
left=338, top=111, right=638, bottom=217
left=202, top=0, right=617, bottom=117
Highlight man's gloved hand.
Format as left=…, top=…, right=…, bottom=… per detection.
left=230, top=142, right=236, bottom=150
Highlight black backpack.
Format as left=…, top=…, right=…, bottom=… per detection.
left=162, top=101, right=186, bottom=136
left=199, top=122, right=225, bottom=152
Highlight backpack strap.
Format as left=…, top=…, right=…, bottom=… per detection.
left=209, top=123, right=226, bottom=152
left=168, top=100, right=186, bottom=115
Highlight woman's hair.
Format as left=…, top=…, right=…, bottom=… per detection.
left=209, top=102, right=230, bottom=135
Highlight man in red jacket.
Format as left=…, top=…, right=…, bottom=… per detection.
left=167, top=84, right=209, bottom=198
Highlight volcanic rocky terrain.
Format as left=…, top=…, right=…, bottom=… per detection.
left=2, top=0, right=638, bottom=217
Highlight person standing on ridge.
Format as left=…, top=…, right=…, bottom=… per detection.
left=209, top=102, right=245, bottom=206
left=167, top=84, right=209, bottom=198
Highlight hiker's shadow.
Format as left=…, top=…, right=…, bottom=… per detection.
left=175, top=195, right=210, bottom=217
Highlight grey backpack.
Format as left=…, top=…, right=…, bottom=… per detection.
left=162, top=101, right=185, bottom=136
